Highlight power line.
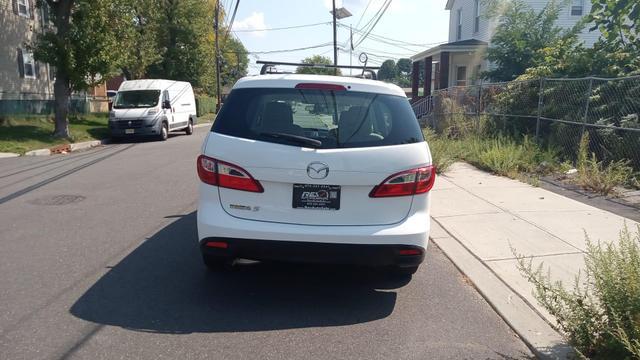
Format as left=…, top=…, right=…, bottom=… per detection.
left=355, top=0, right=374, bottom=30
left=233, top=21, right=332, bottom=32
left=354, top=0, right=393, bottom=49
left=245, top=42, right=334, bottom=54
left=357, top=47, right=415, bottom=58
left=339, top=23, right=445, bottom=48
left=223, top=0, right=240, bottom=44
left=355, top=0, right=389, bottom=41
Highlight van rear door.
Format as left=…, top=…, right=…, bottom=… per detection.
left=202, top=85, right=431, bottom=226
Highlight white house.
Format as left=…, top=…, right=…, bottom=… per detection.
left=409, top=0, right=601, bottom=99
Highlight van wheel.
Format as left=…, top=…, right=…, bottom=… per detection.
left=185, top=119, right=194, bottom=135
left=202, top=254, right=233, bottom=271
left=159, top=122, right=168, bottom=141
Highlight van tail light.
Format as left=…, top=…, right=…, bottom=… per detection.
left=369, top=166, right=436, bottom=198
left=197, top=155, right=264, bottom=193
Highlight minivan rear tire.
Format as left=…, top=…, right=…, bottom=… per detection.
left=185, top=119, right=194, bottom=135
left=202, top=254, right=233, bottom=271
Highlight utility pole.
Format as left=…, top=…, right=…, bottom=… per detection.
left=214, top=0, right=222, bottom=112
left=332, top=0, right=338, bottom=75
left=349, top=24, right=353, bottom=76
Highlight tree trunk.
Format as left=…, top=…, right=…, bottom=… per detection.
left=47, top=0, right=74, bottom=138
left=52, top=73, right=71, bottom=138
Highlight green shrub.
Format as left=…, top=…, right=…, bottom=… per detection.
left=423, top=128, right=458, bottom=173
left=516, top=225, right=640, bottom=359
left=577, top=133, right=633, bottom=196
left=195, top=96, right=216, bottom=116
left=474, top=136, right=558, bottom=177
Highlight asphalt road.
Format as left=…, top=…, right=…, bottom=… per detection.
left=0, top=127, right=533, bottom=360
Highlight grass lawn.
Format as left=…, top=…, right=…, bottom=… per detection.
left=198, top=113, right=216, bottom=123
left=0, top=112, right=217, bottom=155
left=0, top=114, right=109, bottom=154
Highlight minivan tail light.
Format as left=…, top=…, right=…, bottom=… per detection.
left=369, top=166, right=436, bottom=198
left=197, top=155, right=264, bottom=193
left=295, top=83, right=347, bottom=91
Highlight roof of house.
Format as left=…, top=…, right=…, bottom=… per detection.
left=445, top=0, right=456, bottom=10
left=411, top=39, right=488, bottom=62
left=445, top=39, right=487, bottom=46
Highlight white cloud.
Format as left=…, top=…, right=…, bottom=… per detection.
left=233, top=12, right=267, bottom=37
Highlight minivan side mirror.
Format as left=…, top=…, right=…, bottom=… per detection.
left=162, top=100, right=171, bottom=109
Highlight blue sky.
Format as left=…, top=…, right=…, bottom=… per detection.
left=225, top=0, right=450, bottom=74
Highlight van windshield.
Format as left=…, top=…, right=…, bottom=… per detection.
left=113, top=90, right=161, bottom=109
left=212, top=88, right=424, bottom=149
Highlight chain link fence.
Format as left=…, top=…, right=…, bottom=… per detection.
left=0, top=92, right=110, bottom=115
left=418, top=76, right=640, bottom=170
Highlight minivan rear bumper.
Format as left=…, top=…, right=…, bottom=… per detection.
left=200, top=237, right=425, bottom=267
left=197, top=185, right=430, bottom=266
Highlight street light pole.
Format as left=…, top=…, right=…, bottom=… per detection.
left=330, top=5, right=351, bottom=76
left=332, top=0, right=338, bottom=75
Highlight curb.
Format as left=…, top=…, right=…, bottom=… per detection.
left=20, top=122, right=213, bottom=157
left=24, top=148, right=52, bottom=156
left=430, top=219, right=574, bottom=359
left=194, top=122, right=212, bottom=129
left=0, top=152, right=20, bottom=158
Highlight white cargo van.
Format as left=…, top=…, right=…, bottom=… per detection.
left=109, top=79, right=197, bottom=141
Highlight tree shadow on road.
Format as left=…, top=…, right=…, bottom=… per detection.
left=70, top=212, right=402, bottom=334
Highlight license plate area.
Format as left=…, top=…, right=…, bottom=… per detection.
left=125, top=129, right=135, bottom=134
left=292, top=184, right=340, bottom=210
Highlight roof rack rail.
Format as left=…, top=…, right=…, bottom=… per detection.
left=256, top=58, right=380, bottom=80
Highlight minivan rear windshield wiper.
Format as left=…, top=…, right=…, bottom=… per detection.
left=258, top=132, right=322, bottom=148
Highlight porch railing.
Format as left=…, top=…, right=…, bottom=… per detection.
left=411, top=96, right=434, bottom=119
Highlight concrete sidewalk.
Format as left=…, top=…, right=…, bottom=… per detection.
left=429, top=162, right=638, bottom=358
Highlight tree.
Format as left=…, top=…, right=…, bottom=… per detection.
left=147, top=0, right=209, bottom=89
left=121, top=0, right=164, bottom=80
left=484, top=0, right=566, bottom=81
left=586, top=0, right=640, bottom=77
left=33, top=0, right=135, bottom=138
left=296, top=55, right=341, bottom=76
left=396, top=58, right=412, bottom=75
left=378, top=60, right=397, bottom=81
left=220, top=37, right=249, bottom=87
left=588, top=0, right=639, bottom=52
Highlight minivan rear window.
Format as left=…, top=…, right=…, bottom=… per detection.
left=212, top=88, right=424, bottom=149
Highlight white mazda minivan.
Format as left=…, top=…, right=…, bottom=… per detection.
left=196, top=72, right=434, bottom=276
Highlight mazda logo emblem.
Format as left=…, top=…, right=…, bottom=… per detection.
left=128, top=121, right=132, bottom=126
left=307, top=162, right=329, bottom=179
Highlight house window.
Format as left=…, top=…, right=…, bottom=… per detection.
left=41, top=2, right=52, bottom=28
left=18, top=0, right=30, bottom=18
left=474, top=0, right=480, bottom=33
left=21, top=49, right=36, bottom=79
left=456, top=8, right=462, bottom=40
left=456, top=66, right=467, bottom=86
left=571, top=0, right=583, bottom=16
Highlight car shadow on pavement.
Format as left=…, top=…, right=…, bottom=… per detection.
left=70, top=212, right=402, bottom=334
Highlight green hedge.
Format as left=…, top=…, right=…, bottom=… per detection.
left=196, top=96, right=216, bottom=117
